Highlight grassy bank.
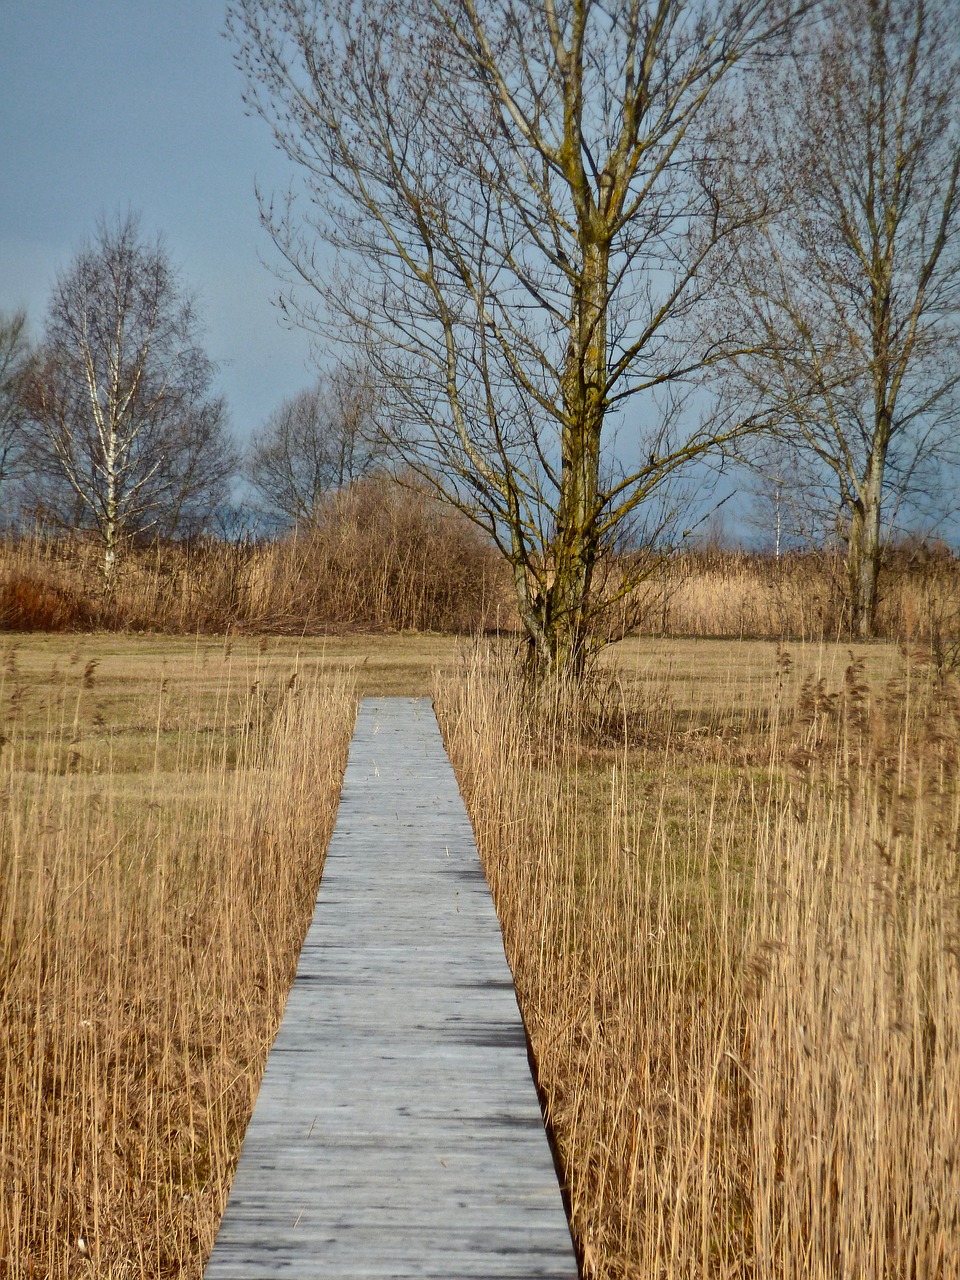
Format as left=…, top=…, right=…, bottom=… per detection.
left=0, top=636, right=357, bottom=1276
left=438, top=640, right=960, bottom=1278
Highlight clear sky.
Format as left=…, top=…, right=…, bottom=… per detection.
left=0, top=0, right=319, bottom=443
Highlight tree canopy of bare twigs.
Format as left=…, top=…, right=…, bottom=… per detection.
left=0, top=309, right=33, bottom=515
left=25, top=213, right=238, bottom=584
left=229, top=0, right=809, bottom=674
left=724, top=0, right=960, bottom=637
left=247, top=362, right=383, bottom=527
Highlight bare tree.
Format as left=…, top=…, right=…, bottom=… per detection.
left=0, top=309, right=33, bottom=517
left=25, top=213, right=237, bottom=583
left=150, top=393, right=239, bottom=538
left=725, top=0, right=960, bottom=636
left=248, top=362, right=382, bottom=527
left=739, top=433, right=848, bottom=556
left=229, top=0, right=809, bottom=674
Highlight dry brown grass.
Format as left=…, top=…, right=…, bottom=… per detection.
left=3, top=508, right=959, bottom=650
left=635, top=548, right=960, bottom=648
left=0, top=637, right=356, bottom=1276
left=438, top=640, right=960, bottom=1278
left=4, top=627, right=960, bottom=1276
left=0, top=477, right=509, bottom=636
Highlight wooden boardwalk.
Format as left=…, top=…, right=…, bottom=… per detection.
left=205, top=697, right=578, bottom=1279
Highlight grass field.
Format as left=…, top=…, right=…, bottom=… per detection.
left=439, top=638, right=960, bottom=1278
left=0, top=634, right=359, bottom=1275
left=1, top=631, right=958, bottom=1277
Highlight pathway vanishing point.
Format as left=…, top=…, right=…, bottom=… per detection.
left=205, top=696, right=578, bottom=1279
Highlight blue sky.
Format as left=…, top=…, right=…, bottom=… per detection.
left=0, top=0, right=319, bottom=442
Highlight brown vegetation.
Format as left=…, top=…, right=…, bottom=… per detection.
left=3, top=501, right=960, bottom=651
left=438, top=643, right=960, bottom=1277
left=628, top=546, right=960, bottom=650
left=0, top=641, right=354, bottom=1274
left=2, top=625, right=959, bottom=1276
left=0, top=476, right=508, bottom=636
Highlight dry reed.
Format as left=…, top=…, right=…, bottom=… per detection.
left=438, top=645, right=960, bottom=1278
left=0, top=476, right=508, bottom=636
left=3, top=505, right=959, bottom=648
left=0, top=645, right=354, bottom=1276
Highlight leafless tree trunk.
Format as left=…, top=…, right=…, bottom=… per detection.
left=230, top=0, right=808, bottom=675
left=726, top=0, right=960, bottom=637
left=0, top=310, right=33, bottom=518
left=25, top=213, right=237, bottom=584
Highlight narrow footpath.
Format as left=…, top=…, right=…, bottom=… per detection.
left=205, top=696, right=578, bottom=1279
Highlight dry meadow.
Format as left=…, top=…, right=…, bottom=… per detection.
left=1, top=631, right=958, bottom=1276
left=440, top=637, right=960, bottom=1278
left=0, top=636, right=358, bottom=1274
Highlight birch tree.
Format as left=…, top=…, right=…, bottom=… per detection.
left=726, top=0, right=960, bottom=637
left=229, top=0, right=808, bottom=675
left=27, top=214, right=236, bottom=582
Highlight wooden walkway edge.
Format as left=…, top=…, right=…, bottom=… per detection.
left=205, top=696, right=578, bottom=1279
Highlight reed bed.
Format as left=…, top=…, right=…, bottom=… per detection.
left=3, top=500, right=960, bottom=647
left=0, top=642, right=355, bottom=1276
left=438, top=645, right=960, bottom=1278
left=0, top=476, right=506, bottom=636
left=617, top=548, right=960, bottom=647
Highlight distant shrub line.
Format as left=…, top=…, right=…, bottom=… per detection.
left=0, top=477, right=507, bottom=636
left=1, top=476, right=959, bottom=646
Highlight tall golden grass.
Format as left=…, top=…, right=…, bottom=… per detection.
left=0, top=644, right=354, bottom=1276
left=3, top=488, right=959, bottom=646
left=617, top=546, right=960, bottom=647
left=3, top=623, right=959, bottom=1275
left=438, top=646, right=960, bottom=1278
left=0, top=476, right=507, bottom=636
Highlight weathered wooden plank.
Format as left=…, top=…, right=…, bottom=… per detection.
left=205, top=697, right=577, bottom=1279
